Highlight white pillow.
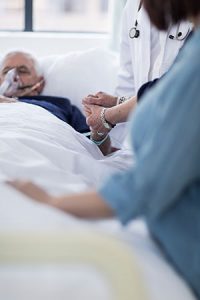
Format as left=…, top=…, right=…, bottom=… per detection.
left=40, top=48, right=119, bottom=112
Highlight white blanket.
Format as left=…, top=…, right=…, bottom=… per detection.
left=0, top=102, right=133, bottom=195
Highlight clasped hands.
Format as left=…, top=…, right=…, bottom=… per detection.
left=82, top=91, right=117, bottom=134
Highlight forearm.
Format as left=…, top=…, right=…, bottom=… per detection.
left=49, top=190, right=114, bottom=219
left=8, top=181, right=114, bottom=220
left=90, top=131, right=112, bottom=156
left=105, top=96, right=137, bottom=124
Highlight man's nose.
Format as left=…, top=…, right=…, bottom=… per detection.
left=13, top=70, right=20, bottom=82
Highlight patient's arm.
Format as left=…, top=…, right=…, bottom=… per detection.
left=84, top=105, right=114, bottom=155
left=7, top=181, right=114, bottom=219
left=90, top=130, right=113, bottom=156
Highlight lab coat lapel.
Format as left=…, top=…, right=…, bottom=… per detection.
left=156, top=21, right=192, bottom=77
left=135, top=6, right=151, bottom=91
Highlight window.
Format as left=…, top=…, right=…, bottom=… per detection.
left=0, top=0, right=24, bottom=31
left=0, top=0, right=112, bottom=33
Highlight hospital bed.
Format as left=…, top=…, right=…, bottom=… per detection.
left=0, top=48, right=197, bottom=300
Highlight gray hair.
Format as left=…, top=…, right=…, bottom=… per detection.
left=0, top=50, right=43, bottom=76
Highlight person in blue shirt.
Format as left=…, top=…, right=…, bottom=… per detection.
left=0, top=51, right=89, bottom=133
left=8, top=0, right=200, bottom=298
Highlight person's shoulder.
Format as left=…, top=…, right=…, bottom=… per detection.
left=182, top=29, right=200, bottom=69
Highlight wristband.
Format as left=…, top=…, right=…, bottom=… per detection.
left=90, top=134, right=109, bottom=146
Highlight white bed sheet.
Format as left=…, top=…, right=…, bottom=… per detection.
left=0, top=183, right=196, bottom=300
left=0, top=265, right=112, bottom=300
left=0, top=103, right=133, bottom=194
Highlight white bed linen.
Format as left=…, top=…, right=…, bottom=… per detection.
left=0, top=102, right=133, bottom=194
left=0, top=184, right=196, bottom=300
left=0, top=265, right=112, bottom=300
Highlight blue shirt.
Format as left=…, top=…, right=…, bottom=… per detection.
left=19, top=95, right=89, bottom=133
left=99, top=28, right=200, bottom=298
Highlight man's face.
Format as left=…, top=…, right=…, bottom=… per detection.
left=0, top=52, right=44, bottom=97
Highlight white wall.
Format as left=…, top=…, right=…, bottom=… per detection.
left=0, top=32, right=110, bottom=57
left=109, top=0, right=127, bottom=51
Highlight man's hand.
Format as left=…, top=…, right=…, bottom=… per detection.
left=84, top=104, right=111, bottom=134
left=0, top=95, right=18, bottom=103
left=82, top=91, right=117, bottom=108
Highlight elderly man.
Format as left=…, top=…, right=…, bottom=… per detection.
left=0, top=51, right=89, bottom=134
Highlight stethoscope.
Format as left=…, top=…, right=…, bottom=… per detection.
left=129, top=1, right=191, bottom=41
left=129, top=1, right=142, bottom=39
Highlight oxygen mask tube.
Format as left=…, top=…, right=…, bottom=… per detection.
left=0, top=69, right=20, bottom=97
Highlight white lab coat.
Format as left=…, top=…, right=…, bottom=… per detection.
left=115, top=0, right=192, bottom=97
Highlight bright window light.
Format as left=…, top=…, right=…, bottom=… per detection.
left=0, top=0, right=112, bottom=33
left=0, top=0, right=24, bottom=31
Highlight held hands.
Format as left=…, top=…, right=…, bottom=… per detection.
left=83, top=91, right=118, bottom=142
left=82, top=91, right=117, bottom=108
left=84, top=104, right=111, bottom=134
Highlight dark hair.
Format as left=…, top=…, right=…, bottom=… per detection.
left=143, top=0, right=200, bottom=30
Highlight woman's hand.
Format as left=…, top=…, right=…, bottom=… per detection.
left=7, top=180, right=54, bottom=204
left=82, top=91, right=117, bottom=108
left=6, top=180, right=114, bottom=219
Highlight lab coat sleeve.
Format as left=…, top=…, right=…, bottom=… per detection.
left=115, top=2, right=136, bottom=97
left=99, top=40, right=200, bottom=224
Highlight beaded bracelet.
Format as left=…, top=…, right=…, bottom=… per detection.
left=100, top=108, right=116, bottom=130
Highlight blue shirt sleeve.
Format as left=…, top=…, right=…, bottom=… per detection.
left=99, top=30, right=200, bottom=224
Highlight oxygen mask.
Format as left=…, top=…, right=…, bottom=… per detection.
left=0, top=68, right=20, bottom=97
